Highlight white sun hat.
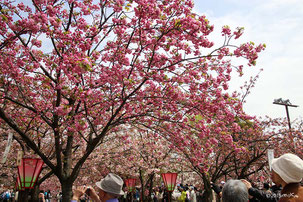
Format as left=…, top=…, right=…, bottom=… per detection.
left=95, top=173, right=124, bottom=196
left=271, top=153, right=303, bottom=184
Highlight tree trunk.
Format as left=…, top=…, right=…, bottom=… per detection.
left=30, top=184, right=40, bottom=202
left=201, top=174, right=214, bottom=202
left=61, top=179, right=73, bottom=202
left=202, top=186, right=213, bottom=202
left=17, top=189, right=29, bottom=202
left=139, top=169, right=145, bottom=202
left=60, top=133, right=76, bottom=201
left=148, top=173, right=154, bottom=202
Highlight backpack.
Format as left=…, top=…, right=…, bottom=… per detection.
left=44, top=192, right=48, bottom=199
left=4, top=192, right=10, bottom=199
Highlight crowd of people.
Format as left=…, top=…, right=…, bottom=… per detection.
left=0, top=189, right=57, bottom=202
left=71, top=153, right=303, bottom=202
left=210, top=153, right=303, bottom=202
left=1, top=153, right=303, bottom=202
left=0, top=189, right=14, bottom=202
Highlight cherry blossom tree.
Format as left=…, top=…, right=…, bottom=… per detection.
left=74, top=127, right=182, bottom=201
left=261, top=117, right=303, bottom=157
left=0, top=0, right=265, bottom=200
left=231, top=117, right=303, bottom=188
left=177, top=111, right=303, bottom=201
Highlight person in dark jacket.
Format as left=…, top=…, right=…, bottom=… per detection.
left=241, top=179, right=280, bottom=202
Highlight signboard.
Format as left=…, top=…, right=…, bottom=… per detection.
left=1, top=133, right=13, bottom=164
left=17, top=151, right=23, bottom=166
left=267, top=149, right=274, bottom=171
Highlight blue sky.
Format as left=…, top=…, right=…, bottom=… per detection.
left=193, top=0, right=303, bottom=122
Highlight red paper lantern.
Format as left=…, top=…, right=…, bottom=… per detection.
left=161, top=173, right=178, bottom=192
left=17, top=158, right=44, bottom=189
left=15, top=175, right=24, bottom=191
left=125, top=178, right=136, bottom=192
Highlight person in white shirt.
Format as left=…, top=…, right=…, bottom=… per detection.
left=189, top=186, right=196, bottom=202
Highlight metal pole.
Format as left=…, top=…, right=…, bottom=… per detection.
left=285, top=105, right=292, bottom=130
left=273, top=99, right=298, bottom=152
left=168, top=191, right=172, bottom=202
left=273, top=98, right=298, bottom=130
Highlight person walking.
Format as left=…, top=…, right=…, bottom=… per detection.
left=177, top=187, right=187, bottom=202
left=189, top=187, right=196, bottom=202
